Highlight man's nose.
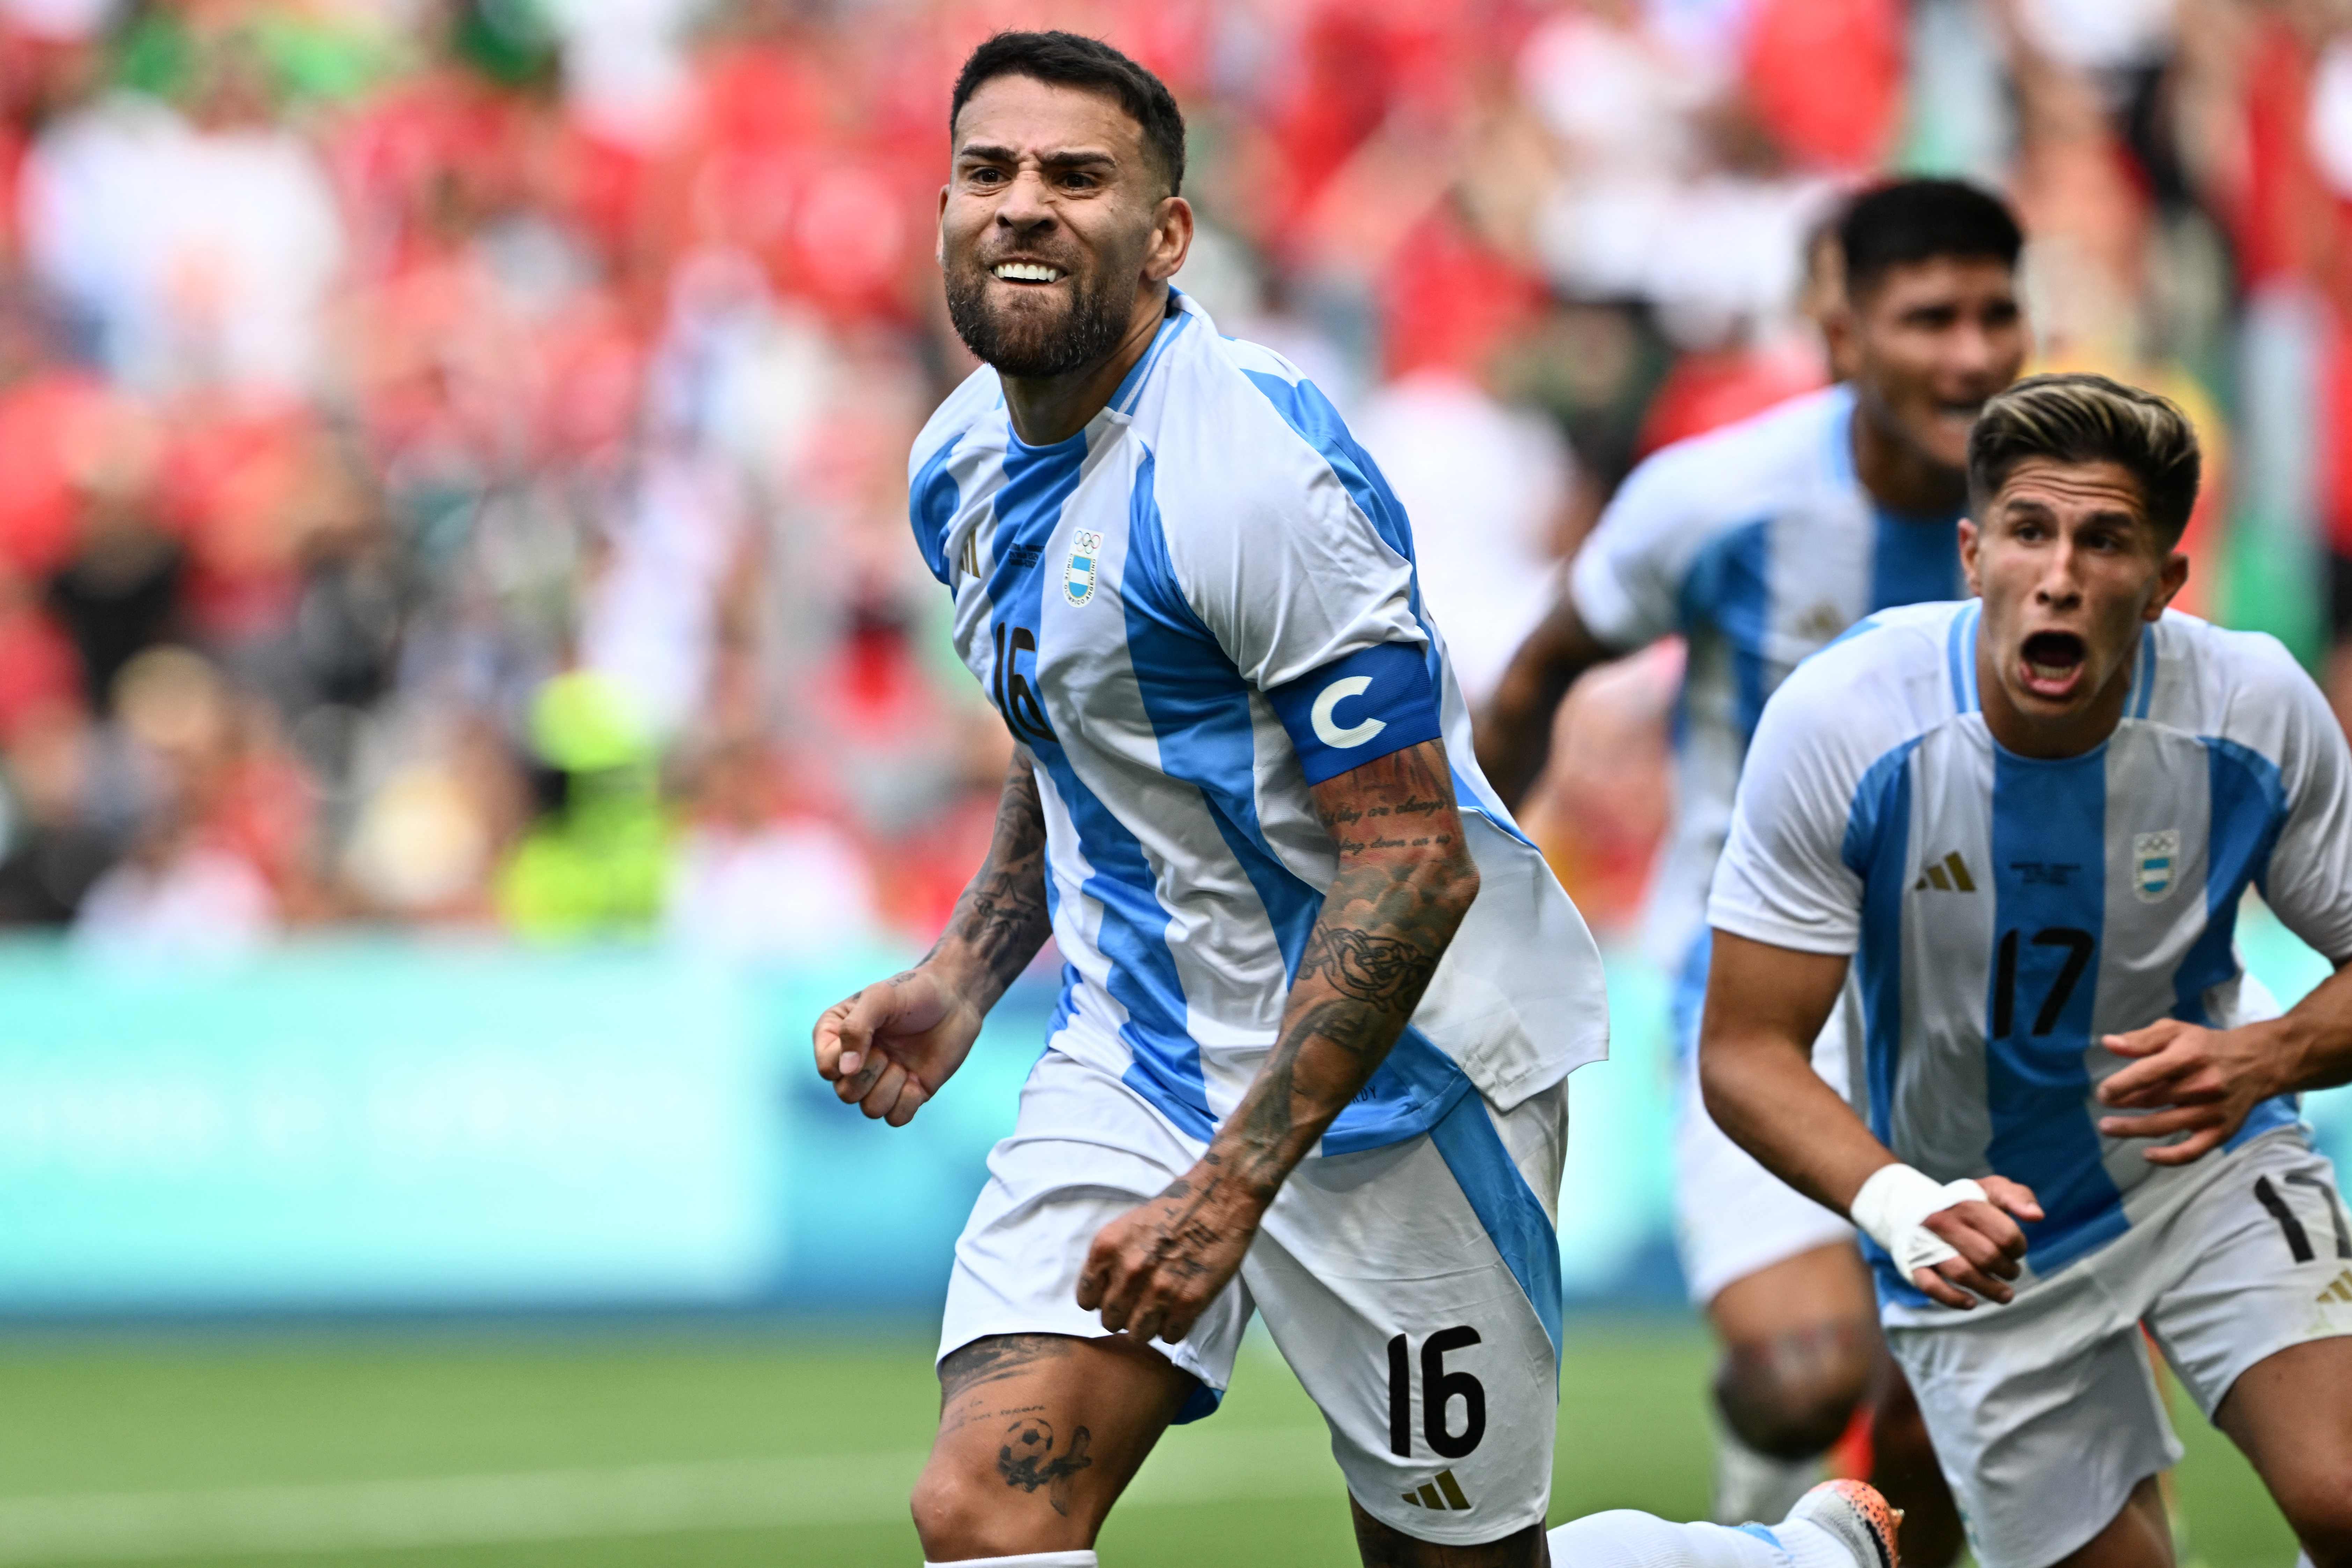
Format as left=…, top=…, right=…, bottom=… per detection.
left=2035, top=541, right=2085, bottom=602
left=1946, top=321, right=2003, bottom=382
left=995, top=168, right=1056, bottom=230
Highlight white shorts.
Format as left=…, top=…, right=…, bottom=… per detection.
left=1670, top=959, right=1858, bottom=1306
left=940, top=1045, right=1568, bottom=1545
left=1884, top=1129, right=2352, bottom=1568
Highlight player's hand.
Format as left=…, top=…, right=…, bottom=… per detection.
left=1913, top=1175, right=2043, bottom=1310
left=811, top=967, right=985, bottom=1127
left=2095, top=1019, right=2282, bottom=1166
left=1076, top=1168, right=1262, bottom=1346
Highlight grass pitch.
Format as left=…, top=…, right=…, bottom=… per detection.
left=0, top=1320, right=2297, bottom=1567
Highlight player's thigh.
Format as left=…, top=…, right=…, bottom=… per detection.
left=2211, top=1337, right=2352, bottom=1556
left=1706, top=1240, right=1877, bottom=1348
left=1252, top=1083, right=1566, bottom=1551
left=914, top=1331, right=1196, bottom=1554
left=1671, top=1029, right=1856, bottom=1313
left=1886, top=1283, right=2176, bottom=1568
left=921, top=1049, right=1252, bottom=1553
left=938, top=1046, right=1251, bottom=1402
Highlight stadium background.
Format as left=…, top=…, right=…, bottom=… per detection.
left=0, top=0, right=2346, bottom=1563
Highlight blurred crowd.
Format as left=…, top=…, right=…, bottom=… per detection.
left=0, top=0, right=2343, bottom=953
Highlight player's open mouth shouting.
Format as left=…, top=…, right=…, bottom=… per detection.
left=2016, top=629, right=2087, bottom=702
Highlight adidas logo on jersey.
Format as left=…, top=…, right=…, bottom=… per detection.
left=2321, top=1269, right=2352, bottom=1306
left=1399, top=1469, right=1473, bottom=1511
left=1913, top=851, right=1977, bottom=893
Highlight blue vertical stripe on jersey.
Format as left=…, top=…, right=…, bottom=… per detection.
left=1946, top=602, right=1980, bottom=713
left=1842, top=740, right=1923, bottom=1147
left=1868, top=507, right=1964, bottom=613
left=1121, top=452, right=1325, bottom=974
left=910, top=431, right=965, bottom=586
left=2185, top=738, right=2300, bottom=1150
left=994, top=431, right=1217, bottom=1138
left=1428, top=1089, right=1563, bottom=1359
left=1121, top=450, right=1472, bottom=1152
left=1842, top=737, right=1926, bottom=1307
left=2127, top=628, right=2160, bottom=720
left=1679, top=520, right=1771, bottom=739
left=1986, top=746, right=2127, bottom=1276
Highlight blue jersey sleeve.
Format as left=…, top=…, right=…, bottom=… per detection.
left=1265, top=642, right=1444, bottom=786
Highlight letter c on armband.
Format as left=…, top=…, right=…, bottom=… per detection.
left=1311, top=676, right=1387, bottom=749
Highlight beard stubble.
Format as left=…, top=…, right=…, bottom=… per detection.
left=944, top=256, right=1131, bottom=380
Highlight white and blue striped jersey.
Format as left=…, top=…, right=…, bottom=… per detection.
left=1569, top=386, right=1968, bottom=1025
left=1709, top=602, right=2352, bottom=1303
left=909, top=290, right=1609, bottom=1154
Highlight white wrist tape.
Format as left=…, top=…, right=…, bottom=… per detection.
left=1850, top=1164, right=1989, bottom=1284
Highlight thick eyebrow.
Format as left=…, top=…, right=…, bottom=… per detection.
left=2001, top=496, right=2147, bottom=532
left=953, top=143, right=1121, bottom=173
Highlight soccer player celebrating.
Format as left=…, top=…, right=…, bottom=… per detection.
left=1477, top=179, right=2027, bottom=1552
left=816, top=30, right=1907, bottom=1568
left=1701, top=373, right=2352, bottom=1568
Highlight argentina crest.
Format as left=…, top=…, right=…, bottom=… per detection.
left=2132, top=829, right=2179, bottom=901
left=1064, top=529, right=1102, bottom=607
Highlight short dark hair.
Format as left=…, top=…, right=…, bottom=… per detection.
left=949, top=31, right=1186, bottom=198
left=1838, top=178, right=2022, bottom=299
left=1968, top=373, right=2201, bottom=545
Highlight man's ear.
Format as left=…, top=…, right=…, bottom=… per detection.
left=2148, top=549, right=2190, bottom=621
left=935, top=184, right=951, bottom=270
left=1145, top=195, right=1193, bottom=284
left=1958, top=516, right=1983, bottom=598
left=1823, top=302, right=1862, bottom=383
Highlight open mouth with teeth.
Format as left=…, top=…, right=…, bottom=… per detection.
left=2017, top=630, right=2088, bottom=701
left=991, top=261, right=1066, bottom=284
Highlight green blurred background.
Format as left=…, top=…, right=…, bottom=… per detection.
left=0, top=1324, right=2299, bottom=1567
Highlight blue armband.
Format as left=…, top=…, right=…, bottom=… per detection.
left=1265, top=642, right=1443, bottom=785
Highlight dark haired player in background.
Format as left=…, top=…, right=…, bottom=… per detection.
left=1477, top=180, right=2029, bottom=1559
left=818, top=29, right=1905, bottom=1568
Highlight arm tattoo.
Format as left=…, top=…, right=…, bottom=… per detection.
left=1207, top=740, right=1475, bottom=1200
left=934, top=757, right=1054, bottom=1000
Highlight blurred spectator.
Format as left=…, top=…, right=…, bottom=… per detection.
left=0, top=700, right=110, bottom=923
left=665, top=734, right=879, bottom=959
left=72, top=645, right=292, bottom=952
left=21, top=14, right=344, bottom=397
left=496, top=669, right=668, bottom=939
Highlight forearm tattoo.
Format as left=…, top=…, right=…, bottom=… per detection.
left=1211, top=740, right=1473, bottom=1200
left=936, top=757, right=1054, bottom=997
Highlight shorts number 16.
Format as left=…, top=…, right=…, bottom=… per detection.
left=1386, top=1327, right=1487, bottom=1459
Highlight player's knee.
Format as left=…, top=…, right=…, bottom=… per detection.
left=1714, top=1329, right=1872, bottom=1459
left=910, top=1456, right=1068, bottom=1560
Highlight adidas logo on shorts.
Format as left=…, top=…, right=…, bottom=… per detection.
left=1400, top=1469, right=1473, bottom=1511
left=2320, top=1269, right=2352, bottom=1306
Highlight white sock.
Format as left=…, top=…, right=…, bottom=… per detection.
left=1544, top=1511, right=1793, bottom=1568
left=1710, top=1416, right=1823, bottom=1525
left=921, top=1555, right=1097, bottom=1567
